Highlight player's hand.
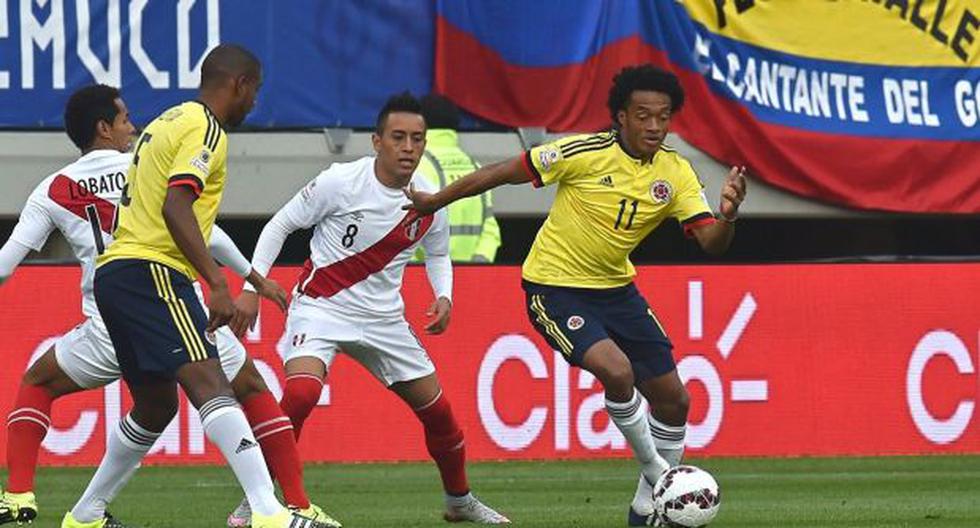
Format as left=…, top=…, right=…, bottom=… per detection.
left=206, top=282, right=236, bottom=332
left=229, top=290, right=261, bottom=338
left=403, top=184, right=439, bottom=215
left=424, top=296, right=452, bottom=335
left=249, top=273, right=288, bottom=312
left=719, top=165, right=747, bottom=222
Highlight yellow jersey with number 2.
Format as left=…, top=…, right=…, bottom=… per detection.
left=99, top=101, right=227, bottom=280
left=521, top=131, right=714, bottom=289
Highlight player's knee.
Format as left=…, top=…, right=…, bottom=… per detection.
left=651, top=384, right=690, bottom=424
left=21, top=350, right=77, bottom=398
left=177, top=360, right=235, bottom=408
left=597, top=357, right=635, bottom=395
left=131, top=397, right=178, bottom=433
left=230, top=361, right=269, bottom=403
left=281, top=376, right=322, bottom=419
left=670, top=386, right=691, bottom=420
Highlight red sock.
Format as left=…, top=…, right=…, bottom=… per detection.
left=6, top=384, right=55, bottom=493
left=415, top=392, right=469, bottom=496
left=278, top=374, right=323, bottom=440
left=242, top=391, right=310, bottom=509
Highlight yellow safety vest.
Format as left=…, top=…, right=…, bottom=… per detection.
left=415, top=129, right=501, bottom=263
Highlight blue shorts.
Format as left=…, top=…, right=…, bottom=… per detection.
left=523, top=280, right=675, bottom=381
left=94, top=259, right=218, bottom=385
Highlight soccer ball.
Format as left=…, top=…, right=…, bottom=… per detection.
left=652, top=465, right=721, bottom=527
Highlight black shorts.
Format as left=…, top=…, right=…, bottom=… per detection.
left=94, top=259, right=217, bottom=385
left=523, top=280, right=675, bottom=382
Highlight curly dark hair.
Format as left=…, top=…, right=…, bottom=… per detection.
left=607, top=65, right=684, bottom=123
left=376, top=91, right=424, bottom=134
left=64, top=84, right=121, bottom=151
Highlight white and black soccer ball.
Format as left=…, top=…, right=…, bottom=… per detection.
left=652, top=465, right=721, bottom=527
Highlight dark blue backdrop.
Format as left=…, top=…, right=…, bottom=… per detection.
left=0, top=0, right=434, bottom=127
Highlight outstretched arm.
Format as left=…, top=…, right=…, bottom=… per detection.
left=0, top=240, right=33, bottom=286
left=235, top=181, right=326, bottom=335
left=208, top=224, right=251, bottom=278
left=405, top=156, right=530, bottom=215
left=690, top=166, right=747, bottom=256
left=1, top=191, right=56, bottom=285
left=245, top=206, right=304, bottom=286
left=421, top=209, right=453, bottom=334
left=209, top=224, right=288, bottom=336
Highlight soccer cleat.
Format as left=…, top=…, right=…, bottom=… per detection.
left=251, top=508, right=337, bottom=528
left=628, top=474, right=656, bottom=526
left=627, top=506, right=657, bottom=526
left=289, top=503, right=342, bottom=528
left=227, top=497, right=252, bottom=528
left=60, top=511, right=132, bottom=528
left=444, top=495, right=510, bottom=524
left=0, top=490, right=37, bottom=525
left=227, top=499, right=342, bottom=528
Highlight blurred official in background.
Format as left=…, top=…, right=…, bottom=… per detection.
left=416, top=94, right=501, bottom=263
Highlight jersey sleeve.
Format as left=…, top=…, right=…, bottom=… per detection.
left=284, top=169, right=342, bottom=228
left=208, top=224, right=251, bottom=278
left=167, top=113, right=222, bottom=196
left=422, top=208, right=452, bottom=301
left=246, top=170, right=339, bottom=287
left=9, top=190, right=55, bottom=252
left=522, top=136, right=592, bottom=188
left=671, top=160, right=715, bottom=237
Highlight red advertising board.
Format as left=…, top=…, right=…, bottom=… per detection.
left=2, top=264, right=979, bottom=466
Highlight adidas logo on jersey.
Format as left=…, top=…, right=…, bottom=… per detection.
left=598, top=175, right=614, bottom=187
left=235, top=438, right=258, bottom=454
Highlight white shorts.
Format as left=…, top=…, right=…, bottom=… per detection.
left=282, top=301, right=435, bottom=387
left=55, top=317, right=247, bottom=389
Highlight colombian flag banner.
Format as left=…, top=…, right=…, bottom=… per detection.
left=435, top=1, right=980, bottom=213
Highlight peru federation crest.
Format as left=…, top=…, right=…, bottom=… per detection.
left=405, top=218, right=423, bottom=241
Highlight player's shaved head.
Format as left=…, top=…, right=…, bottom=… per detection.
left=197, top=44, right=262, bottom=127
left=200, top=44, right=261, bottom=88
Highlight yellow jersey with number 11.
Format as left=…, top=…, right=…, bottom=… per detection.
left=521, top=131, right=714, bottom=289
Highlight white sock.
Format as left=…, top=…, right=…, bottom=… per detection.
left=71, top=414, right=160, bottom=522
left=606, top=389, right=668, bottom=484
left=199, top=396, right=282, bottom=517
left=648, top=414, right=686, bottom=467
left=446, top=492, right=474, bottom=508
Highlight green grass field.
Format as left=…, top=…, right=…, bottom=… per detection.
left=10, top=455, right=980, bottom=527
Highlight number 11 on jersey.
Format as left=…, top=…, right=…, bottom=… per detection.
left=615, top=199, right=638, bottom=230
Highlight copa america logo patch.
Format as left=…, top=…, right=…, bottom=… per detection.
left=650, top=180, right=673, bottom=204
left=567, top=315, right=585, bottom=331
left=190, top=148, right=211, bottom=173
left=538, top=146, right=561, bottom=171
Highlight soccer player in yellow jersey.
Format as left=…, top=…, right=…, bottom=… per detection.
left=61, top=45, right=333, bottom=528
left=406, top=65, right=746, bottom=526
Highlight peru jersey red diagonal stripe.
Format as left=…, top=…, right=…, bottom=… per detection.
left=47, top=174, right=116, bottom=232
left=298, top=210, right=434, bottom=299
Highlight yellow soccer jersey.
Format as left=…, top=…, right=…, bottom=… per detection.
left=521, top=131, right=714, bottom=288
left=100, top=101, right=227, bottom=279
